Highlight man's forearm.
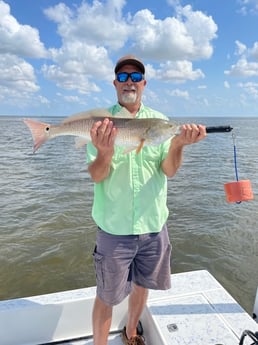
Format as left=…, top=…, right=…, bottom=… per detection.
left=88, top=118, right=117, bottom=183
left=161, top=123, right=206, bottom=178
left=161, top=141, right=184, bottom=178
left=88, top=152, right=113, bottom=183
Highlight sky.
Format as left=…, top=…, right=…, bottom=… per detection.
left=1, top=0, right=258, bottom=117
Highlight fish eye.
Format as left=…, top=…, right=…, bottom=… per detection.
left=45, top=127, right=50, bottom=131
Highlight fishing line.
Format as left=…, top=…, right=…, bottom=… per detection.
left=224, top=129, right=253, bottom=203
left=232, top=131, right=239, bottom=182
left=232, top=131, right=242, bottom=204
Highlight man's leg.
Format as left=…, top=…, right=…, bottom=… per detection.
left=92, top=296, right=113, bottom=345
left=125, top=284, right=148, bottom=339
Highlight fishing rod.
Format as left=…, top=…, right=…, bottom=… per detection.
left=205, top=125, right=233, bottom=133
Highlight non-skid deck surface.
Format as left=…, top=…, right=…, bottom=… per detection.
left=148, top=294, right=241, bottom=345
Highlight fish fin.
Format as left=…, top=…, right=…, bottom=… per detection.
left=74, top=137, right=89, bottom=149
left=136, top=139, right=145, bottom=154
left=122, top=140, right=144, bottom=154
left=123, top=146, right=138, bottom=154
left=62, top=108, right=112, bottom=124
left=23, top=118, right=51, bottom=153
left=63, top=107, right=133, bottom=125
left=116, top=107, right=134, bottom=118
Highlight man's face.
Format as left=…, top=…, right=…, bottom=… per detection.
left=113, top=64, right=146, bottom=106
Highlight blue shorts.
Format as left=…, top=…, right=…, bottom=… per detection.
left=92, top=225, right=172, bottom=306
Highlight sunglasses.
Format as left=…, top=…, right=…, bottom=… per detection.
left=116, top=72, right=144, bottom=83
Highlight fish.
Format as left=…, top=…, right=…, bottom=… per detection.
left=23, top=107, right=180, bottom=154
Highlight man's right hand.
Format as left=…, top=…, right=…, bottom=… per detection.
left=88, top=118, right=117, bottom=183
left=90, top=118, right=117, bottom=157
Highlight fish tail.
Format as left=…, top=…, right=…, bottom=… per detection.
left=23, top=118, right=51, bottom=153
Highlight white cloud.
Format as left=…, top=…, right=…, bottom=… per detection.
left=42, top=63, right=101, bottom=95
left=42, top=42, right=114, bottom=94
left=38, top=95, right=50, bottom=105
left=225, top=57, right=258, bottom=77
left=224, top=81, right=230, bottom=88
left=0, top=0, right=218, bottom=111
left=44, top=0, right=129, bottom=50
left=235, top=40, right=247, bottom=56
left=225, top=41, right=258, bottom=77
left=249, top=41, right=258, bottom=58
left=0, top=1, right=48, bottom=110
left=142, top=89, right=165, bottom=106
left=0, top=1, right=48, bottom=58
left=41, top=1, right=215, bottom=91
left=156, top=60, right=204, bottom=82
left=0, top=54, right=39, bottom=103
left=238, top=81, right=258, bottom=99
left=131, top=5, right=217, bottom=61
left=49, top=42, right=113, bottom=80
left=166, top=0, right=181, bottom=6
left=42, top=1, right=129, bottom=93
left=168, top=88, right=189, bottom=99
left=197, top=85, right=207, bottom=89
left=63, top=95, right=80, bottom=103
left=238, top=0, right=258, bottom=15
left=43, top=2, right=73, bottom=24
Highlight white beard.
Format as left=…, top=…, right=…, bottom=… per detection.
left=121, top=91, right=137, bottom=104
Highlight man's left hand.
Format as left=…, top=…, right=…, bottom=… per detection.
left=173, top=124, right=206, bottom=147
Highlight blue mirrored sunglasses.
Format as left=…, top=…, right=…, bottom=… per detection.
left=116, top=72, right=144, bottom=83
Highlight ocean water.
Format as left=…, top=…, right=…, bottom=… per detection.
left=0, top=115, right=257, bottom=315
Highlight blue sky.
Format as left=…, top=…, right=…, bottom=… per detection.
left=1, top=0, right=258, bottom=117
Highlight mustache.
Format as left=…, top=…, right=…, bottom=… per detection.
left=123, top=86, right=136, bottom=91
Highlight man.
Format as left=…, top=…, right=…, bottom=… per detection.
left=86, top=55, right=206, bottom=345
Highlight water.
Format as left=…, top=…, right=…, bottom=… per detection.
left=0, top=116, right=257, bottom=315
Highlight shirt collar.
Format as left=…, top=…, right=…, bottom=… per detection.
left=112, top=103, right=145, bottom=118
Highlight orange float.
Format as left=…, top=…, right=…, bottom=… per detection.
left=224, top=132, right=253, bottom=203
left=224, top=180, right=253, bottom=203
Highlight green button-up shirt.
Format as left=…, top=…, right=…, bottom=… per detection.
left=86, top=103, right=171, bottom=235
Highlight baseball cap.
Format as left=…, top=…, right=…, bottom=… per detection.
left=114, top=54, right=145, bottom=74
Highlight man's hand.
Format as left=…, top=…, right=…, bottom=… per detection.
left=90, top=118, right=117, bottom=156
left=172, top=124, right=206, bottom=147
left=88, top=118, right=117, bottom=183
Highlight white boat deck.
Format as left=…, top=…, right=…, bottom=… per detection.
left=0, top=270, right=257, bottom=345
left=48, top=333, right=123, bottom=345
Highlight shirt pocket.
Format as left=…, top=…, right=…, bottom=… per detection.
left=92, top=246, right=104, bottom=289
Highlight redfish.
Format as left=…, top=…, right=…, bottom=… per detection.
left=24, top=108, right=179, bottom=153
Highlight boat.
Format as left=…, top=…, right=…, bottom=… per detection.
left=0, top=270, right=257, bottom=345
